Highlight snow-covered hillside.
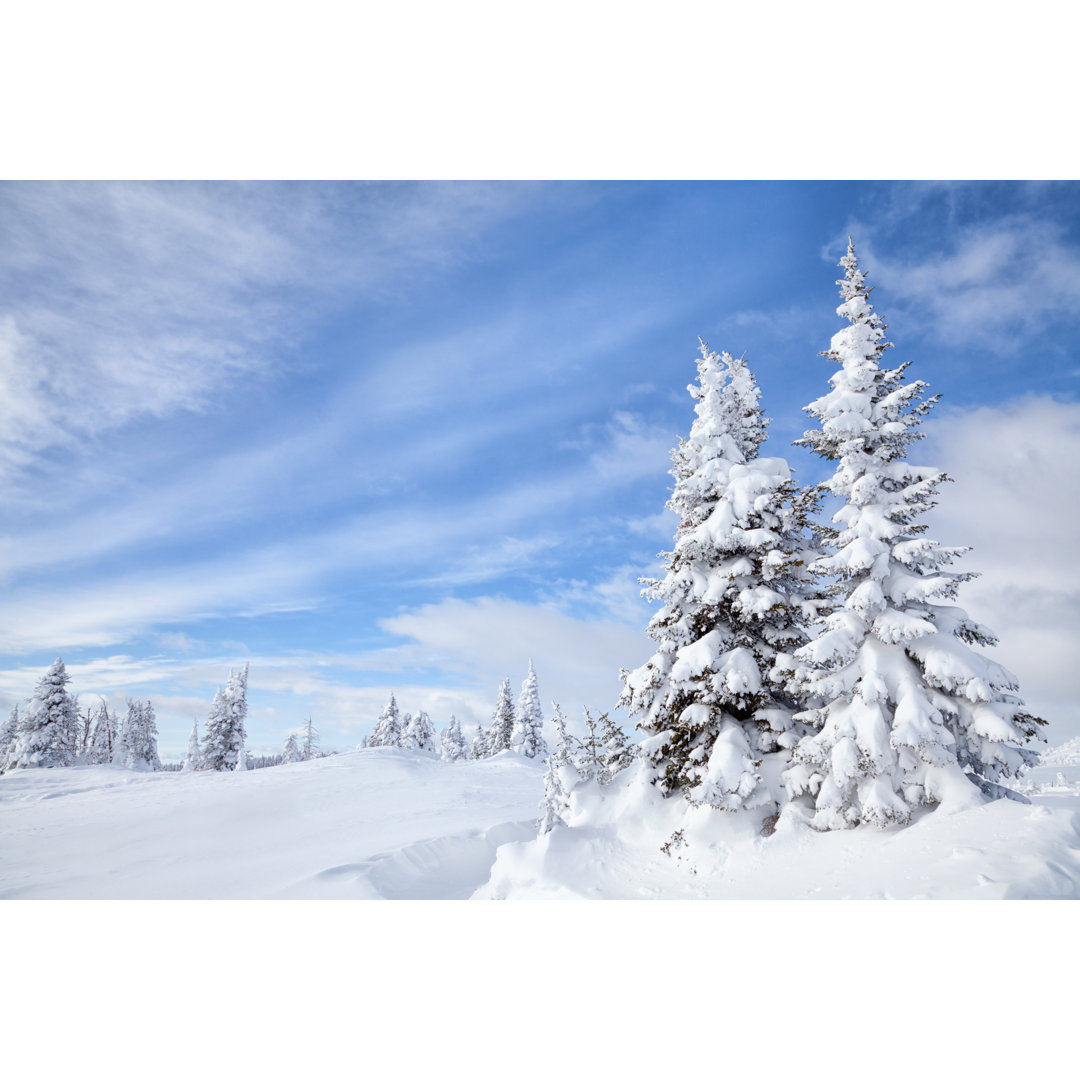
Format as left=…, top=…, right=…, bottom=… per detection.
left=0, top=749, right=544, bottom=900
left=3, top=745, right=1080, bottom=899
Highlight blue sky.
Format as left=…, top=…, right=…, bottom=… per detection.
left=2, top=180, right=1078, bottom=758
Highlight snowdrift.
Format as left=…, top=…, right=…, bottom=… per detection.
left=3, top=746, right=1079, bottom=899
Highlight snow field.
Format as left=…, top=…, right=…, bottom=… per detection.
left=3, top=743, right=1080, bottom=899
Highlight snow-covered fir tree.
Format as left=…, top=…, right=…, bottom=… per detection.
left=199, top=666, right=250, bottom=771
left=471, top=719, right=488, bottom=760
left=539, top=704, right=579, bottom=834
left=281, top=732, right=301, bottom=764
left=401, top=709, right=438, bottom=753
left=785, top=239, right=1044, bottom=830
left=301, top=715, right=320, bottom=761
left=119, top=699, right=162, bottom=771
left=440, top=714, right=469, bottom=761
left=485, top=678, right=516, bottom=756
left=181, top=718, right=200, bottom=771
left=87, top=702, right=119, bottom=765
left=511, top=661, right=547, bottom=759
left=235, top=745, right=248, bottom=771
left=369, top=693, right=403, bottom=748
left=0, top=704, right=20, bottom=769
left=619, top=342, right=819, bottom=811
left=575, top=709, right=635, bottom=786
left=3, top=658, right=80, bottom=770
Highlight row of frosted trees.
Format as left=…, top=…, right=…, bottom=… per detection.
left=0, top=658, right=256, bottom=775
left=365, top=662, right=548, bottom=762
left=0, top=658, right=162, bottom=772
left=548, top=241, right=1043, bottom=834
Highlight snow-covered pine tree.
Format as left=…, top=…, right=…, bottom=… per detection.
left=785, top=239, right=1044, bottom=830
left=235, top=745, right=248, bottom=771
left=471, top=719, right=488, bottom=760
left=619, top=342, right=819, bottom=811
left=538, top=704, right=580, bottom=834
left=182, top=717, right=201, bottom=771
left=88, top=701, right=120, bottom=765
left=3, top=658, right=80, bottom=770
left=511, top=661, right=547, bottom=759
left=301, top=715, right=320, bottom=761
left=440, top=714, right=469, bottom=761
left=369, top=693, right=402, bottom=748
left=401, top=709, right=438, bottom=753
left=486, top=678, right=516, bottom=756
left=281, top=732, right=301, bottom=764
left=0, top=704, right=20, bottom=770
left=199, top=666, right=249, bottom=771
left=120, top=699, right=162, bottom=771
left=575, top=709, right=634, bottom=786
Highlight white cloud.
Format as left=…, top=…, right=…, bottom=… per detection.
left=924, top=396, right=1080, bottom=739
left=846, top=215, right=1080, bottom=348
left=0, top=181, right=539, bottom=490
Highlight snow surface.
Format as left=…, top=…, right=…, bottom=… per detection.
left=0, top=748, right=543, bottom=900
left=3, top=745, right=1080, bottom=899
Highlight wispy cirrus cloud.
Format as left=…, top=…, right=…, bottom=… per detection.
left=0, top=181, right=542, bottom=488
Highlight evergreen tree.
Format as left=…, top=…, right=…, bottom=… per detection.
left=88, top=701, right=119, bottom=765
left=511, top=661, right=547, bottom=759
left=786, top=239, right=1044, bottom=829
left=4, top=658, right=80, bottom=770
left=575, top=709, right=634, bottom=786
left=235, top=745, right=248, bottom=771
left=440, top=714, right=469, bottom=761
left=486, top=678, right=515, bottom=755
left=281, top=732, right=301, bottom=764
left=539, top=704, right=579, bottom=834
left=401, top=709, right=438, bottom=753
left=471, top=719, right=488, bottom=760
left=181, top=717, right=200, bottom=771
left=119, top=699, right=162, bottom=771
left=369, top=693, right=402, bottom=748
left=301, top=715, right=320, bottom=761
left=0, top=704, right=20, bottom=770
left=200, top=666, right=249, bottom=771
left=619, top=342, right=819, bottom=811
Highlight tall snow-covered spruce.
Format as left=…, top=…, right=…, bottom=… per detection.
left=485, top=678, right=516, bottom=756
left=786, top=239, right=1043, bottom=830
left=511, top=661, right=547, bottom=759
left=199, top=665, right=250, bottom=771
left=619, top=343, right=818, bottom=812
left=369, top=693, right=402, bottom=748
left=3, top=658, right=81, bottom=770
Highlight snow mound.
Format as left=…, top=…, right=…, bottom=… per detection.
left=478, top=759, right=1080, bottom=900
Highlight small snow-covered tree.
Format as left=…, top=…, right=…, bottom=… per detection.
left=301, top=715, right=320, bottom=761
left=235, top=745, right=248, bottom=771
left=4, top=658, right=80, bottom=770
left=471, top=719, right=488, bottom=760
left=619, top=343, right=819, bottom=812
left=181, top=718, right=201, bottom=771
left=511, top=661, right=547, bottom=759
left=401, top=709, right=438, bottom=753
left=575, top=709, right=635, bottom=787
left=88, top=702, right=120, bottom=765
left=486, top=678, right=516, bottom=756
left=539, top=704, right=580, bottom=834
left=119, top=699, right=162, bottom=771
left=440, top=714, right=469, bottom=761
left=200, top=666, right=250, bottom=771
left=369, top=693, right=402, bottom=748
left=282, top=732, right=301, bottom=764
left=0, top=705, right=20, bottom=769
left=786, top=239, right=1044, bottom=830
